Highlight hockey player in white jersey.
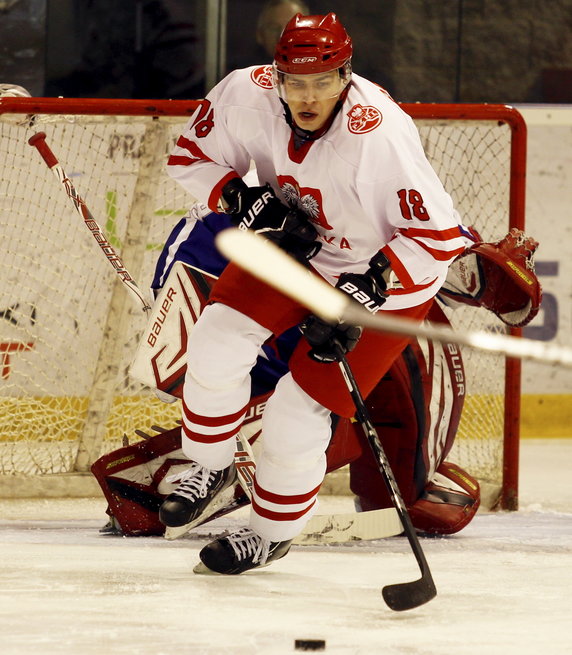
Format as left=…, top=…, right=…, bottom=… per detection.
left=92, top=213, right=540, bottom=540
left=161, top=13, right=475, bottom=575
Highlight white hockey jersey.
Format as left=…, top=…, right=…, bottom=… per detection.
left=167, top=65, right=473, bottom=310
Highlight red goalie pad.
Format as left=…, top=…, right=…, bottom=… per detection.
left=91, top=426, right=252, bottom=536
left=91, top=427, right=185, bottom=536
left=439, top=228, right=542, bottom=328
left=92, top=390, right=270, bottom=536
left=408, top=461, right=480, bottom=535
left=327, top=303, right=479, bottom=534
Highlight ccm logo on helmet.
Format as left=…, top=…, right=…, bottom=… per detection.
left=292, top=57, right=318, bottom=64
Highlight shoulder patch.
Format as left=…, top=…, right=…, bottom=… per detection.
left=250, top=65, right=274, bottom=90
left=347, top=104, right=383, bottom=134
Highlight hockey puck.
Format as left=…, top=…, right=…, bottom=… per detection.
left=294, top=639, right=326, bottom=651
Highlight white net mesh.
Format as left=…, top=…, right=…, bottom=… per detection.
left=1, top=110, right=194, bottom=479
left=417, top=119, right=513, bottom=498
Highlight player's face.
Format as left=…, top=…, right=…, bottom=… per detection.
left=282, top=71, right=344, bottom=131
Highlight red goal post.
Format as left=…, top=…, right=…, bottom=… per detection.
left=0, top=98, right=526, bottom=509
left=401, top=102, right=527, bottom=512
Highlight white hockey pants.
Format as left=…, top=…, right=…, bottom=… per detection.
left=182, top=303, right=332, bottom=541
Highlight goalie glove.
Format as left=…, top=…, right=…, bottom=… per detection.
left=439, top=228, right=542, bottom=328
left=221, top=178, right=321, bottom=263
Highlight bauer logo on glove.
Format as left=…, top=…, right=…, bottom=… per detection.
left=221, top=178, right=321, bottom=263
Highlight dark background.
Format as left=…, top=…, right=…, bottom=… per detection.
left=1, top=0, right=571, bottom=103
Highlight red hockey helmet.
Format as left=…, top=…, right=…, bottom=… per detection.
left=274, top=13, right=353, bottom=75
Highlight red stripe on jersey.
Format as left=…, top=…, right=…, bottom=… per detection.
left=408, top=238, right=466, bottom=261
left=381, top=244, right=415, bottom=288
left=168, top=137, right=213, bottom=167
left=182, top=421, right=238, bottom=444
left=183, top=401, right=248, bottom=428
left=399, top=226, right=466, bottom=242
left=253, top=478, right=322, bottom=505
left=176, top=135, right=212, bottom=159
left=167, top=155, right=197, bottom=167
left=387, top=277, right=438, bottom=296
left=251, top=497, right=317, bottom=522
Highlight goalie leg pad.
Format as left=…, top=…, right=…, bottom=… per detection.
left=324, top=416, right=364, bottom=472
left=92, top=390, right=270, bottom=537
left=408, top=461, right=480, bottom=535
left=91, top=427, right=185, bottom=536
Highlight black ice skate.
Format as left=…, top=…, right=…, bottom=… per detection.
left=159, top=462, right=237, bottom=528
left=194, top=527, right=292, bottom=575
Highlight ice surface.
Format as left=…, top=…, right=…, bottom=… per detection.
left=1, top=439, right=571, bottom=655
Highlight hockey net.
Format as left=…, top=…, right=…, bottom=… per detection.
left=0, top=98, right=526, bottom=508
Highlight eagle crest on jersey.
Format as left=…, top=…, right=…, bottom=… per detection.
left=278, top=175, right=333, bottom=230
left=250, top=65, right=274, bottom=89
left=347, top=104, right=383, bottom=134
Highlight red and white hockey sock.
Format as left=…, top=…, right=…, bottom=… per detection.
left=181, top=303, right=272, bottom=469
left=249, top=374, right=332, bottom=542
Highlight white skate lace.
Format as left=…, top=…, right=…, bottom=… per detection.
left=166, top=464, right=215, bottom=501
left=226, top=528, right=271, bottom=565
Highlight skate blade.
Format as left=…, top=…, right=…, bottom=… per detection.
left=193, top=561, right=221, bottom=575
left=193, top=559, right=275, bottom=575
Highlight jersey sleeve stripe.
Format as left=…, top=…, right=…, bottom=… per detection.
left=167, top=135, right=213, bottom=167
left=381, top=243, right=415, bottom=288
left=407, top=239, right=467, bottom=261
left=399, top=225, right=467, bottom=242
left=387, top=277, right=438, bottom=296
left=167, top=154, right=198, bottom=167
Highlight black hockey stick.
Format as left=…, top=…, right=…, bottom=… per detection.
left=334, top=343, right=437, bottom=611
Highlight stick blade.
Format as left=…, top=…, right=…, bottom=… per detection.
left=382, top=577, right=437, bottom=612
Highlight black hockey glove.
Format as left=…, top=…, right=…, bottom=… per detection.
left=300, top=314, right=362, bottom=363
left=299, top=252, right=394, bottom=362
left=264, top=214, right=322, bottom=263
left=335, top=251, right=392, bottom=313
left=221, top=178, right=321, bottom=263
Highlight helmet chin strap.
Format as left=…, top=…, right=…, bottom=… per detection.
left=280, top=84, right=351, bottom=150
